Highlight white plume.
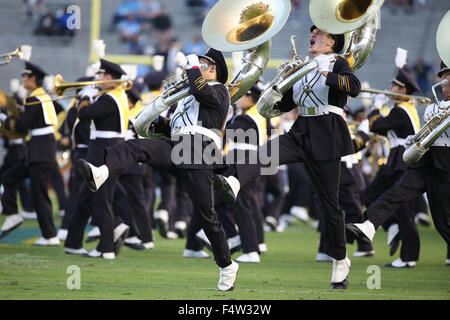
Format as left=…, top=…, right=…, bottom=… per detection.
left=395, top=47, right=408, bottom=69
left=19, top=45, right=32, bottom=61
left=10, top=78, right=20, bottom=93
left=153, top=55, right=165, bottom=72
left=121, top=64, right=138, bottom=80
left=93, top=39, right=106, bottom=59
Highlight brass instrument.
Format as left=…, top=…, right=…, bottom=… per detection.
left=358, top=88, right=432, bottom=106
left=23, top=74, right=133, bottom=105
left=134, top=0, right=291, bottom=137
left=402, top=11, right=450, bottom=165
left=257, top=0, right=385, bottom=118
left=0, top=45, right=32, bottom=66
left=0, top=90, right=26, bottom=139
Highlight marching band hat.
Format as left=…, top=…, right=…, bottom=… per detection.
left=22, top=61, right=48, bottom=79
left=98, top=59, right=126, bottom=78
left=198, top=48, right=228, bottom=84
left=310, top=25, right=345, bottom=53
left=144, top=71, right=167, bottom=90
left=437, top=60, right=450, bottom=77
left=391, top=66, right=421, bottom=94
left=126, top=81, right=144, bottom=104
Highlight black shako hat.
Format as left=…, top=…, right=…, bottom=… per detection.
left=126, top=81, right=144, bottom=104
left=22, top=61, right=48, bottom=79
left=437, top=60, right=450, bottom=78
left=391, top=66, right=421, bottom=94
left=98, top=59, right=126, bottom=78
left=144, top=71, right=167, bottom=90
left=198, top=48, right=228, bottom=84
left=310, top=25, right=345, bottom=54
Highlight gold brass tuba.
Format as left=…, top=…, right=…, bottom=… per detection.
left=257, top=0, right=385, bottom=118
left=0, top=90, right=26, bottom=139
left=134, top=0, right=291, bottom=137
left=402, top=11, right=450, bottom=165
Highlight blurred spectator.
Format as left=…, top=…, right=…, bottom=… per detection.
left=140, top=0, right=163, bottom=21
left=31, top=2, right=76, bottom=37
left=183, top=34, right=208, bottom=56
left=185, top=0, right=205, bottom=25
left=413, top=56, right=433, bottom=95
left=111, top=0, right=142, bottom=31
left=22, top=0, right=46, bottom=20
left=54, top=5, right=75, bottom=36
left=154, top=37, right=182, bottom=74
left=389, top=0, right=415, bottom=14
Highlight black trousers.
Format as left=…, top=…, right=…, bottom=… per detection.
left=282, top=162, right=312, bottom=213
left=366, top=165, right=450, bottom=259
left=105, top=138, right=232, bottom=268
left=226, top=133, right=346, bottom=260
left=157, top=170, right=177, bottom=231
left=50, top=162, right=68, bottom=212
left=262, top=171, right=285, bottom=220
left=1, top=160, right=56, bottom=238
left=363, top=168, right=419, bottom=261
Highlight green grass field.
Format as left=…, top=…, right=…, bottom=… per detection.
left=0, top=196, right=449, bottom=300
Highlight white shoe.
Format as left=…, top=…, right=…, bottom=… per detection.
left=154, top=209, right=169, bottom=238
left=56, top=210, right=65, bottom=217
left=258, top=243, right=267, bottom=253
left=57, top=228, right=68, bottom=241
left=83, top=249, right=115, bottom=259
left=166, top=231, right=179, bottom=239
left=87, top=226, right=101, bottom=238
left=77, top=159, right=109, bottom=192
left=124, top=236, right=142, bottom=245
left=141, top=242, right=154, bottom=250
left=309, top=219, right=319, bottom=229
left=353, top=220, right=376, bottom=242
left=316, top=252, right=333, bottom=262
left=275, top=224, right=285, bottom=233
left=1, top=214, right=24, bottom=232
left=415, top=212, right=431, bottom=226
left=65, top=247, right=88, bottom=255
left=387, top=224, right=399, bottom=245
left=228, top=235, right=241, bottom=252
left=113, top=223, right=130, bottom=242
left=265, top=216, right=278, bottom=231
left=214, top=175, right=240, bottom=203
left=331, top=257, right=351, bottom=288
left=445, top=259, right=450, bottom=266
left=218, top=260, right=239, bottom=291
left=235, top=251, right=260, bottom=263
left=183, top=249, right=211, bottom=258
left=385, top=258, right=416, bottom=268
left=290, top=206, right=309, bottom=223
left=33, top=237, right=60, bottom=246
left=196, top=229, right=211, bottom=245
left=174, top=220, right=187, bottom=238
left=19, top=210, right=37, bottom=220
left=352, top=250, right=375, bottom=257
left=279, top=214, right=294, bottom=227
left=263, top=224, right=271, bottom=232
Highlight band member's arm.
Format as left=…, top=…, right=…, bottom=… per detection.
left=273, top=88, right=298, bottom=113
left=325, top=57, right=361, bottom=97
left=185, top=67, right=229, bottom=108
left=3, top=97, right=40, bottom=133
left=367, top=107, right=409, bottom=135
left=77, top=95, right=115, bottom=120
left=352, top=130, right=370, bottom=152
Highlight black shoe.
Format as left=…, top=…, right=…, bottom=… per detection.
left=345, top=223, right=371, bottom=245
left=385, top=263, right=414, bottom=268
left=213, top=175, right=237, bottom=204
left=0, top=221, right=24, bottom=239
left=77, top=159, right=97, bottom=192
left=175, top=228, right=187, bottom=239
left=389, top=233, right=401, bottom=256
left=331, top=278, right=348, bottom=289
left=126, top=243, right=146, bottom=250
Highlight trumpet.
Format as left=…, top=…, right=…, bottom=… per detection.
left=0, top=45, right=32, bottom=66
left=23, top=74, right=133, bottom=105
left=358, top=88, right=432, bottom=106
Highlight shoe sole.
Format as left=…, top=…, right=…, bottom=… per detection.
left=384, top=263, right=414, bottom=268
left=345, top=224, right=372, bottom=245
left=213, top=175, right=236, bottom=204
left=331, top=277, right=348, bottom=289
left=77, top=159, right=98, bottom=192
left=0, top=220, right=24, bottom=239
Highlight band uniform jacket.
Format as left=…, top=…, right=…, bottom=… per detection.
left=77, top=87, right=128, bottom=167
left=168, top=67, right=230, bottom=170
left=368, top=99, right=420, bottom=174
left=274, top=57, right=360, bottom=162
left=5, top=86, right=57, bottom=165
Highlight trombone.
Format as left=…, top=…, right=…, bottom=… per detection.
left=24, top=74, right=133, bottom=106
left=0, top=48, right=21, bottom=66
left=358, top=88, right=432, bottom=106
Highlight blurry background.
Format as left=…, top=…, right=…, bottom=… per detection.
left=0, top=0, right=448, bottom=110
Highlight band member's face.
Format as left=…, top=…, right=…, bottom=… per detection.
left=390, top=83, right=407, bottom=100
left=97, top=72, right=115, bottom=90
left=442, top=71, right=450, bottom=99
left=236, top=93, right=254, bottom=110
left=21, top=73, right=35, bottom=91
left=309, top=29, right=335, bottom=56
left=199, top=57, right=217, bottom=82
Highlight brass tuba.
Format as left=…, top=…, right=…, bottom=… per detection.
left=257, top=0, right=385, bottom=118
left=0, top=90, right=26, bottom=139
left=402, top=11, right=450, bottom=165
left=134, top=0, right=291, bottom=137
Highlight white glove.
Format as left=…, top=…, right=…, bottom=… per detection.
left=0, top=113, right=8, bottom=121
left=358, top=119, right=370, bottom=134
left=79, top=86, right=98, bottom=104
left=185, top=54, right=200, bottom=70
left=373, top=93, right=388, bottom=109
left=405, top=135, right=414, bottom=148
left=314, top=54, right=331, bottom=73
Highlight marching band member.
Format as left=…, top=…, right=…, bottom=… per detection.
left=76, top=48, right=239, bottom=291
left=0, top=62, right=59, bottom=245
left=214, top=25, right=360, bottom=289
left=64, top=59, right=130, bottom=259
left=359, top=65, right=422, bottom=267
left=347, top=61, right=450, bottom=267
